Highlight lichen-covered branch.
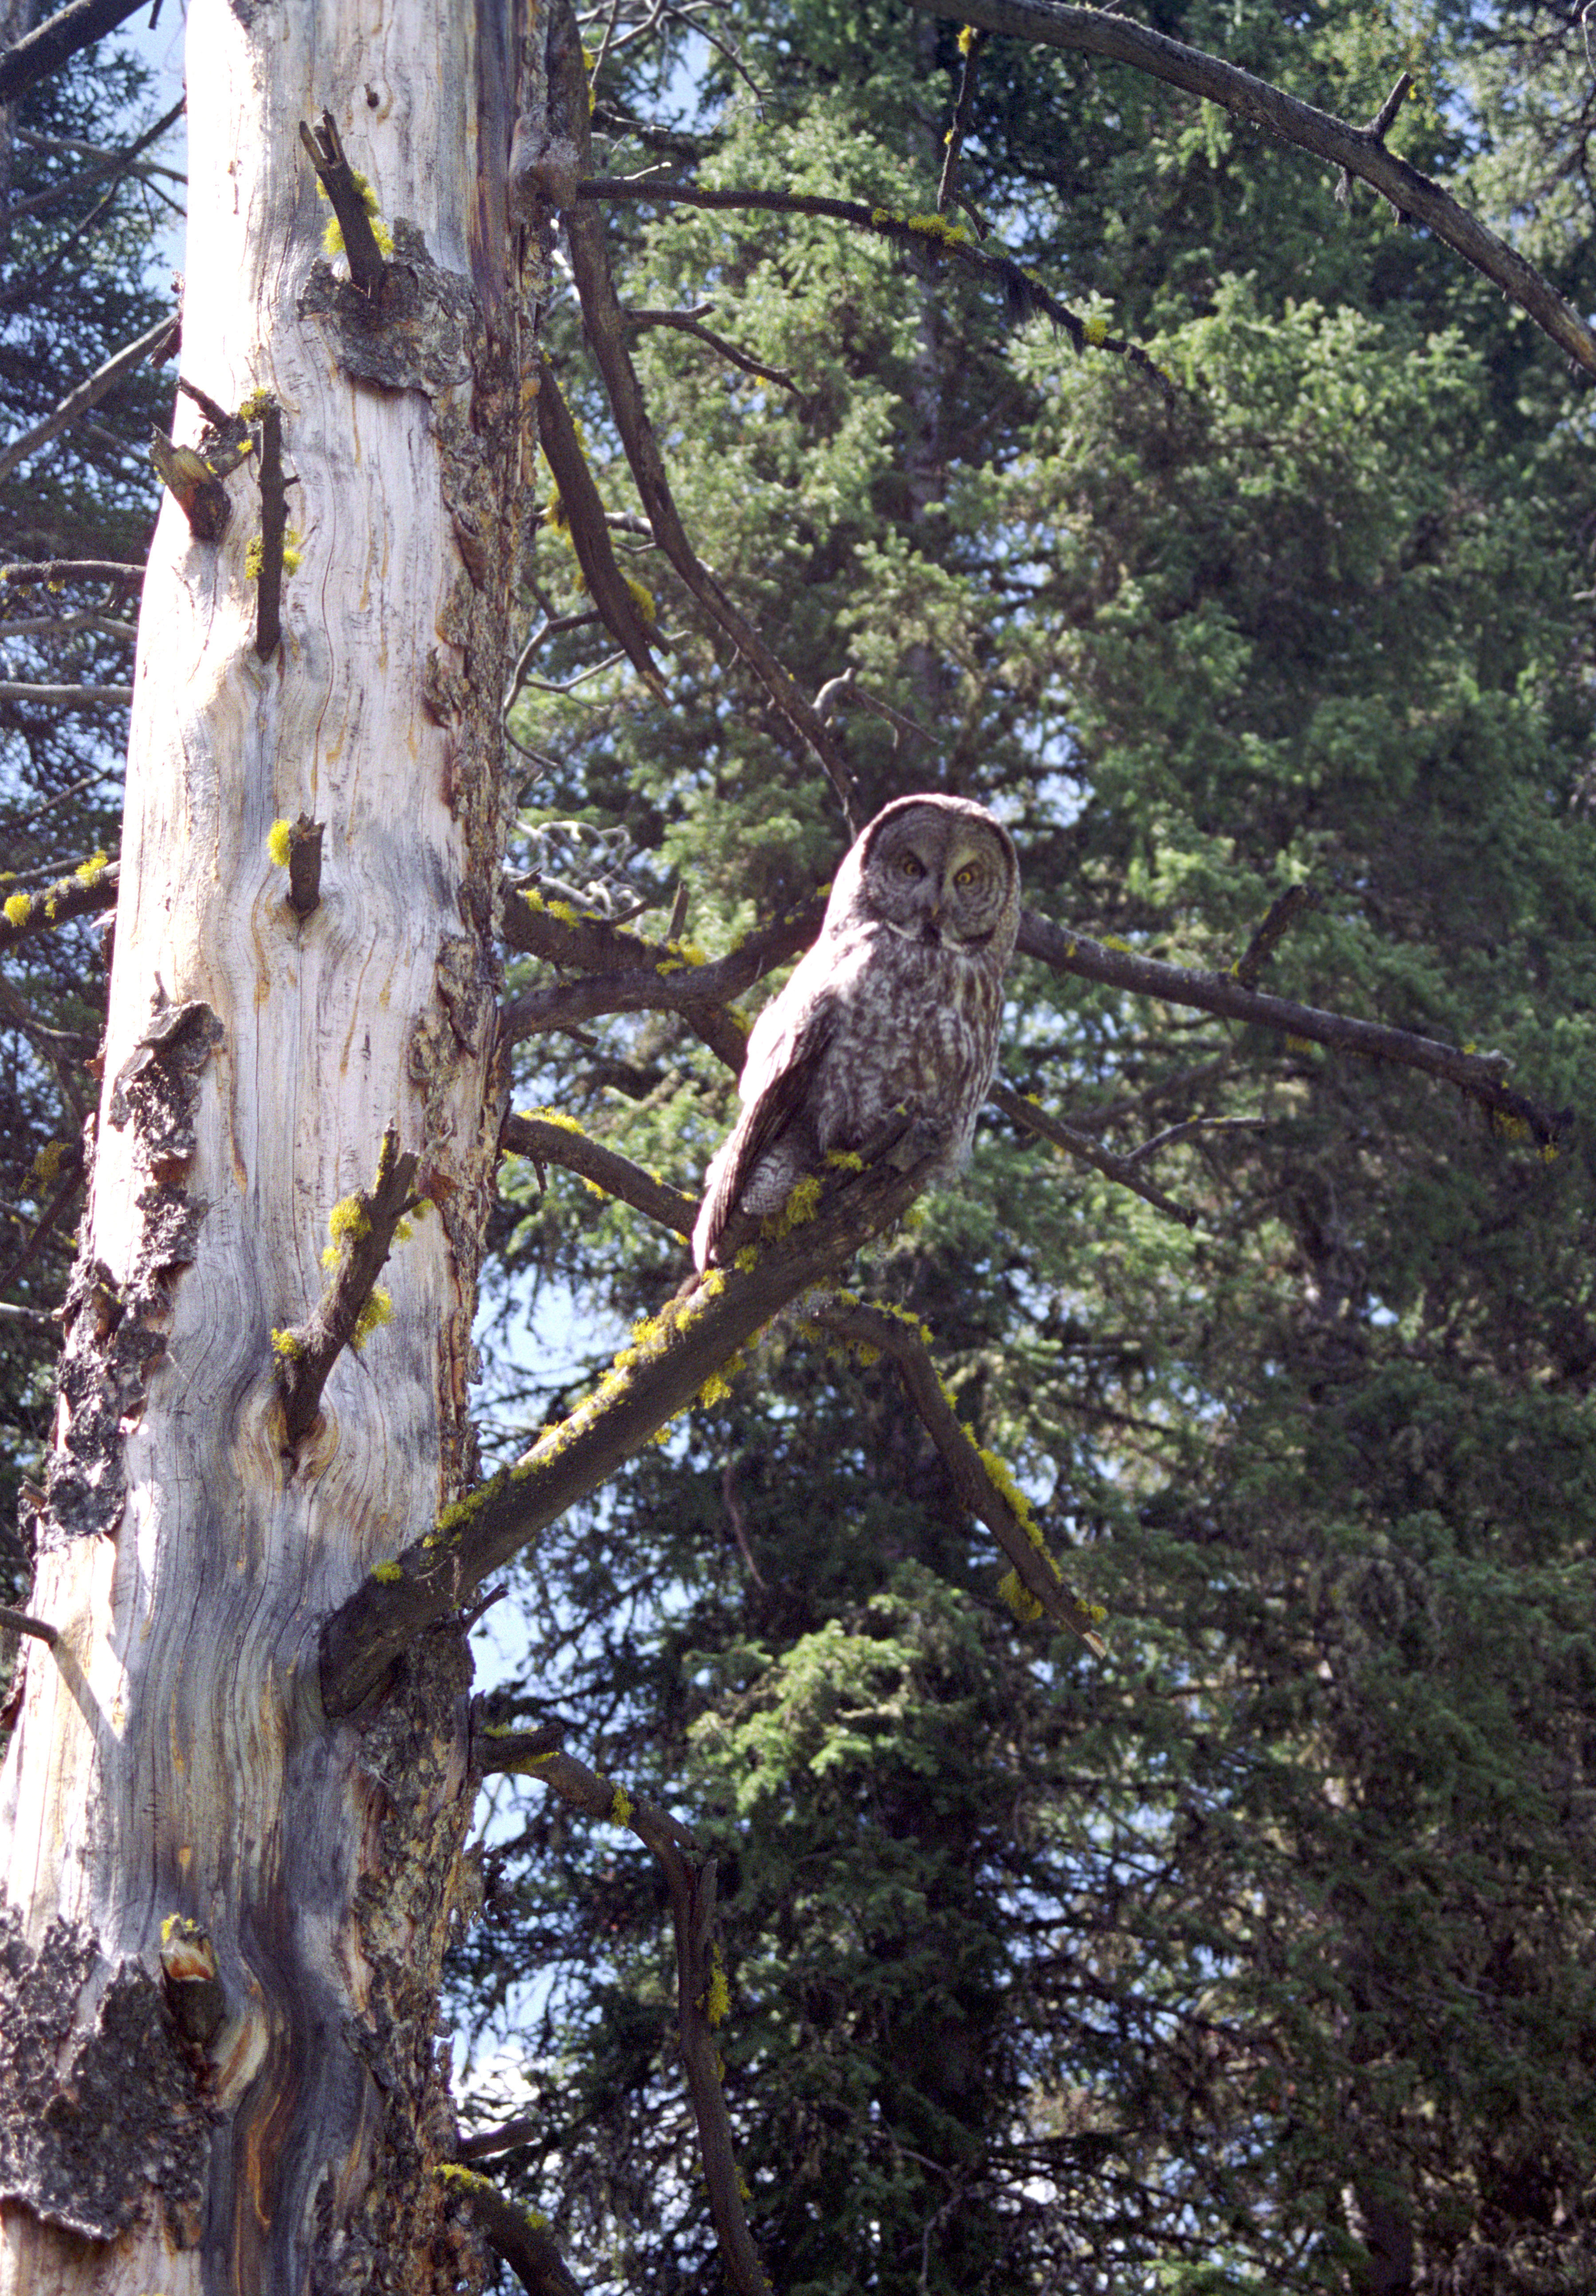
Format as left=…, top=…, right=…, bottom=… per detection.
left=272, top=1123, right=422, bottom=1446
left=438, top=2169, right=584, bottom=2296
left=937, top=24, right=987, bottom=216
left=810, top=1296, right=1107, bottom=1652
left=319, top=1137, right=943, bottom=1717
left=578, top=177, right=1165, bottom=381
left=0, top=853, right=115, bottom=951
left=903, top=0, right=1596, bottom=382
left=0, top=558, right=143, bottom=589
left=501, top=1110, right=697, bottom=1237
left=297, top=109, right=388, bottom=295
left=500, top=883, right=823, bottom=1071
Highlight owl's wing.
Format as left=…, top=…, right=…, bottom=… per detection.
left=692, top=978, right=840, bottom=1271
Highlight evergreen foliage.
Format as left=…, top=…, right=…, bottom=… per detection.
left=461, top=3, right=1596, bottom=2289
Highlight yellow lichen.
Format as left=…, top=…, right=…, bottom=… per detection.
left=9, top=889, right=38, bottom=923
left=997, top=1569, right=1045, bottom=1623
left=698, top=1369, right=732, bottom=1407
left=29, top=1139, right=67, bottom=1185
left=269, top=1327, right=304, bottom=1359
left=610, top=1783, right=633, bottom=1825
left=824, top=1148, right=865, bottom=1172
left=371, top=1560, right=404, bottom=1584
left=351, top=1288, right=393, bottom=1348
left=769, top=1173, right=823, bottom=1237
left=74, top=849, right=110, bottom=885
left=267, top=818, right=293, bottom=868
left=1083, top=315, right=1109, bottom=346
left=706, top=1944, right=731, bottom=2025
left=328, top=1194, right=371, bottom=1248
left=871, top=204, right=972, bottom=249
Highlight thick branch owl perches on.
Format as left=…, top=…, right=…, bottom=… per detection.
left=692, top=794, right=1021, bottom=1273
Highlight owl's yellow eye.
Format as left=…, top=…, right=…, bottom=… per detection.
left=954, top=864, right=977, bottom=887
left=898, top=854, right=924, bottom=877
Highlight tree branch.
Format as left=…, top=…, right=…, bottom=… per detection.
left=272, top=1124, right=421, bottom=1447
left=993, top=1081, right=1200, bottom=1227
left=440, top=2172, right=584, bottom=2296
left=501, top=1111, right=698, bottom=1237
left=535, top=353, right=667, bottom=693
left=937, top=24, right=987, bottom=216
left=0, top=855, right=116, bottom=951
left=0, top=0, right=148, bottom=105
left=810, top=1296, right=1107, bottom=1651
left=578, top=177, right=1167, bottom=383
left=902, top=0, right=1596, bottom=382
left=545, top=0, right=862, bottom=828
left=0, top=681, right=132, bottom=705
left=503, top=888, right=1565, bottom=1144
left=297, top=110, right=388, bottom=296
left=319, top=1134, right=946, bottom=1717
left=625, top=302, right=801, bottom=393
left=500, top=884, right=822, bottom=1072
left=507, top=1747, right=769, bottom=2296
left=0, top=558, right=143, bottom=588
left=1014, top=913, right=1569, bottom=1147
left=0, top=310, right=177, bottom=487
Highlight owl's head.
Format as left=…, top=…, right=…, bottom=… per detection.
left=831, top=794, right=1020, bottom=960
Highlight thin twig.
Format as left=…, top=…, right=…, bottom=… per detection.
left=994, top=1082, right=1198, bottom=1227
left=937, top=25, right=986, bottom=214
left=0, top=94, right=184, bottom=224
left=625, top=303, right=800, bottom=393
left=0, top=310, right=178, bottom=486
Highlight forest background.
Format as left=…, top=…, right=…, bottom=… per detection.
left=2, top=0, right=1595, bottom=2291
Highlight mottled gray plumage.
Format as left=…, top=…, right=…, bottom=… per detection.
left=692, top=794, right=1020, bottom=1272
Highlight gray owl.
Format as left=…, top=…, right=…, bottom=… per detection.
left=692, top=794, right=1020, bottom=1272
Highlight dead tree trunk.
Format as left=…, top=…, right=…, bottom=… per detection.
left=0, top=3, right=535, bottom=2291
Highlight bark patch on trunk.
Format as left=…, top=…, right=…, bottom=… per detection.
left=0, top=1910, right=212, bottom=2245
left=36, top=1001, right=221, bottom=1552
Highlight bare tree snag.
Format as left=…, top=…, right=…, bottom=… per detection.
left=0, top=6, right=533, bottom=2296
